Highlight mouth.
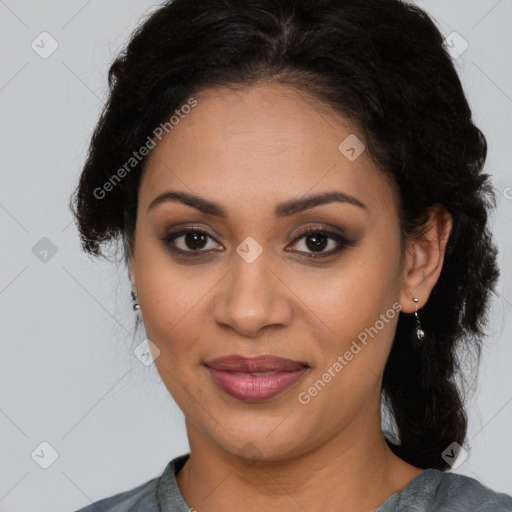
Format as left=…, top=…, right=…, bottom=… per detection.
left=204, top=354, right=310, bottom=403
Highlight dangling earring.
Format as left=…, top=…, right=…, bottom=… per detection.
left=131, top=290, right=140, bottom=311
left=413, top=297, right=424, bottom=340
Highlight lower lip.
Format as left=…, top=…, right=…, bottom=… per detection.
left=206, top=367, right=308, bottom=402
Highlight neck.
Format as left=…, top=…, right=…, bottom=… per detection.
left=175, top=416, right=423, bottom=512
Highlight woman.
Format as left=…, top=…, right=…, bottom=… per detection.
left=70, top=0, right=512, bottom=510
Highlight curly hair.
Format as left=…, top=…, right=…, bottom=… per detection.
left=69, top=0, right=500, bottom=470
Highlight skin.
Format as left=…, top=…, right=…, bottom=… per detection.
left=128, top=82, right=453, bottom=512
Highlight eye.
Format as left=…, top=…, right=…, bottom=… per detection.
left=159, top=225, right=356, bottom=260
left=286, top=226, right=355, bottom=260
left=160, top=227, right=223, bottom=258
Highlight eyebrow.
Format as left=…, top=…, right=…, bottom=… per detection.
left=147, top=190, right=367, bottom=217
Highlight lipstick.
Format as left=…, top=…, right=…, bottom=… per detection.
left=205, top=355, right=309, bottom=402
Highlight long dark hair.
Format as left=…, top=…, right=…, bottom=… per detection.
left=69, top=0, right=500, bottom=470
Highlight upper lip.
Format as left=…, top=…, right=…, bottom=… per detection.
left=204, top=355, right=309, bottom=372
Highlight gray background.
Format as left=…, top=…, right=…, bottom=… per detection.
left=0, top=1, right=511, bottom=510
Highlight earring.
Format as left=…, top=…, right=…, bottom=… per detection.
left=413, top=297, right=424, bottom=340
left=131, top=290, right=140, bottom=311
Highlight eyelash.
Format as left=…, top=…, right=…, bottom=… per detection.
left=159, top=225, right=355, bottom=261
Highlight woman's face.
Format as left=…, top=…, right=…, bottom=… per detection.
left=129, top=82, right=413, bottom=461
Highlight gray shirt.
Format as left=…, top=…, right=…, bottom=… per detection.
left=73, top=453, right=512, bottom=511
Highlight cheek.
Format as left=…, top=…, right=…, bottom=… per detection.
left=289, top=240, right=402, bottom=389
left=138, top=271, right=212, bottom=411
left=289, top=246, right=399, bottom=338
left=140, top=286, right=209, bottom=363
left=134, top=243, right=213, bottom=360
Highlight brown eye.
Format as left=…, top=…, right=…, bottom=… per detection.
left=182, top=232, right=209, bottom=250
left=287, top=226, right=356, bottom=260
left=160, top=228, right=222, bottom=258
left=303, top=232, right=330, bottom=252
left=159, top=225, right=356, bottom=261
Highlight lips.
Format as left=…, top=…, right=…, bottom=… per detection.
left=205, top=355, right=308, bottom=372
left=204, top=355, right=309, bottom=402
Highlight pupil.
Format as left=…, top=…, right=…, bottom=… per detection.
left=306, top=233, right=327, bottom=252
left=185, top=232, right=207, bottom=250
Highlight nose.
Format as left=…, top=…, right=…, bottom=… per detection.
left=211, top=251, right=293, bottom=338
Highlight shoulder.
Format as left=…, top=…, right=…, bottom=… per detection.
left=72, top=475, right=160, bottom=512
left=418, top=469, right=512, bottom=511
left=72, top=454, right=190, bottom=512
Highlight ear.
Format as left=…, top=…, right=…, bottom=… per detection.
left=399, top=205, right=453, bottom=313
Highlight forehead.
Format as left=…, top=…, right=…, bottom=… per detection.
left=138, top=83, right=398, bottom=218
